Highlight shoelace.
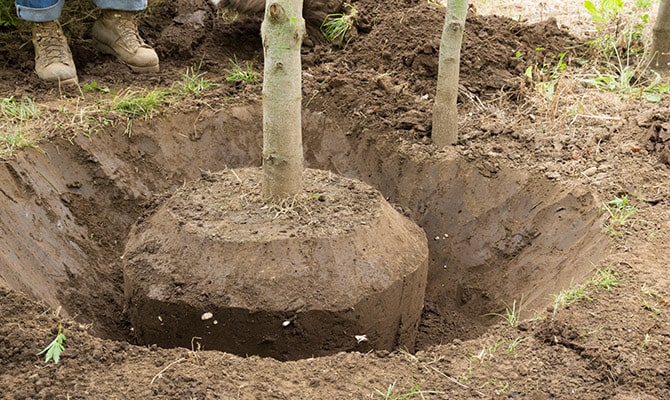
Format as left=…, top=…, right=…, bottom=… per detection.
left=35, top=24, right=70, bottom=64
left=112, top=14, right=146, bottom=51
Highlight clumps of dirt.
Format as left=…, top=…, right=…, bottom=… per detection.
left=637, top=107, right=670, bottom=164
left=299, top=1, right=580, bottom=146
left=166, top=168, right=381, bottom=240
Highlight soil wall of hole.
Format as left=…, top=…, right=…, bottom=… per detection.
left=0, top=104, right=607, bottom=346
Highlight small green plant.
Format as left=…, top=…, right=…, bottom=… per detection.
left=642, top=299, right=661, bottom=315
left=525, top=51, right=569, bottom=101
left=38, top=324, right=66, bottom=364
left=640, top=333, right=651, bottom=351
left=225, top=59, right=258, bottom=84
left=82, top=81, right=110, bottom=93
left=484, top=299, right=522, bottom=327
left=592, top=268, right=621, bottom=290
left=584, top=0, right=625, bottom=26
left=482, top=378, right=511, bottom=395
left=505, top=336, right=528, bottom=353
left=582, top=42, right=670, bottom=102
left=641, top=283, right=661, bottom=299
left=320, top=3, right=358, bottom=47
left=552, top=282, right=593, bottom=314
left=375, top=381, right=442, bottom=399
left=603, top=195, right=638, bottom=235
left=581, top=0, right=666, bottom=102
left=640, top=284, right=664, bottom=316
left=175, top=65, right=217, bottom=95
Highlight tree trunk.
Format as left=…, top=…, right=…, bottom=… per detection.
left=261, top=0, right=305, bottom=199
left=432, top=0, right=467, bottom=147
left=652, top=0, right=670, bottom=70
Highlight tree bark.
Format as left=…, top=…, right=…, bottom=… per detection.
left=261, top=0, right=305, bottom=199
left=432, top=0, right=467, bottom=147
left=652, top=0, right=670, bottom=70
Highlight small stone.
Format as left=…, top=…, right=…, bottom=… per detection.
left=582, top=167, right=598, bottom=177
left=545, top=171, right=561, bottom=180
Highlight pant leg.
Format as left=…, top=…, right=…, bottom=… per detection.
left=15, top=0, right=63, bottom=22
left=91, top=0, right=147, bottom=11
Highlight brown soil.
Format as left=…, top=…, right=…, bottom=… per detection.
left=123, top=167, right=429, bottom=360
left=1, top=0, right=669, bottom=399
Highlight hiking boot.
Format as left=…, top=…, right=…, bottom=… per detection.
left=32, top=20, right=78, bottom=84
left=92, top=10, right=159, bottom=73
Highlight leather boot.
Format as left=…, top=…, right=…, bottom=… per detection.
left=92, top=10, right=159, bottom=73
left=32, top=20, right=78, bottom=84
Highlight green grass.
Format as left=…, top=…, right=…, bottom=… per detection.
left=1, top=66, right=217, bottom=156
left=0, top=96, right=41, bottom=157
left=1, top=96, right=40, bottom=120
left=375, top=381, right=442, bottom=399
left=484, top=299, right=522, bottom=327
left=0, top=0, right=18, bottom=28
left=320, top=3, right=358, bottom=47
left=552, top=282, right=593, bottom=314
left=505, top=336, right=528, bottom=353
left=111, top=88, right=169, bottom=118
left=174, top=65, right=217, bottom=95
left=0, top=129, right=37, bottom=158
left=106, top=65, right=217, bottom=135
left=582, top=44, right=670, bottom=102
left=225, top=59, right=259, bottom=84
left=592, top=268, right=621, bottom=290
left=640, top=284, right=664, bottom=316
left=110, top=88, right=171, bottom=136
left=603, top=195, right=638, bottom=236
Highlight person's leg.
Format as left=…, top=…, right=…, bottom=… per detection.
left=15, top=0, right=77, bottom=83
left=90, top=0, right=159, bottom=72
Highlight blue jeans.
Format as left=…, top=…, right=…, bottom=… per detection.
left=16, top=0, right=147, bottom=22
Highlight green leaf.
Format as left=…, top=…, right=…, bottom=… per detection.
left=584, top=0, right=597, bottom=16
left=524, top=65, right=533, bottom=79
left=643, top=92, right=661, bottom=103
left=608, top=196, right=629, bottom=209
left=38, top=324, right=66, bottom=364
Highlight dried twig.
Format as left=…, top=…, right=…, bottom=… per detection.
left=428, top=365, right=487, bottom=397
left=150, top=357, right=186, bottom=385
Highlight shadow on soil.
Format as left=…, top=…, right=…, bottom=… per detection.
left=0, top=104, right=607, bottom=353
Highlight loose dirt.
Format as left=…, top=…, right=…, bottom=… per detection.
left=1, top=0, right=669, bottom=399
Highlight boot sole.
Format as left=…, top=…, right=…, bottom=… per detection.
left=93, top=40, right=159, bottom=73
left=38, top=73, right=79, bottom=85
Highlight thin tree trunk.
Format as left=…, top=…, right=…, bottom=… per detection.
left=652, top=0, right=670, bottom=70
left=432, top=0, right=467, bottom=147
left=261, top=0, right=305, bottom=199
